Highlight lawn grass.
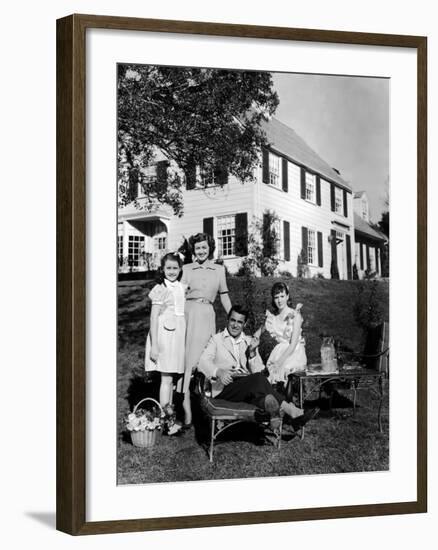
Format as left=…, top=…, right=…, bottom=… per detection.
left=117, top=277, right=389, bottom=484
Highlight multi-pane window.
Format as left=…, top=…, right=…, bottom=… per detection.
left=307, top=229, right=316, bottom=265
left=305, top=173, right=316, bottom=202
left=154, top=236, right=167, bottom=252
left=128, top=235, right=145, bottom=267
left=138, top=165, right=157, bottom=197
left=217, top=215, right=236, bottom=257
left=198, top=167, right=216, bottom=188
left=269, top=153, right=281, bottom=187
left=118, top=235, right=123, bottom=265
left=335, top=187, right=344, bottom=214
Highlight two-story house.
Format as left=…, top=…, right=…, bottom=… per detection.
left=118, top=117, right=355, bottom=279
left=353, top=191, right=388, bottom=278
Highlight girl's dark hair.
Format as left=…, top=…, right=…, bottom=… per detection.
left=188, top=232, right=216, bottom=260
left=271, top=281, right=290, bottom=312
left=155, top=252, right=183, bottom=284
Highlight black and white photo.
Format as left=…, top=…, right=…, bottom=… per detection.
left=117, top=64, right=390, bottom=484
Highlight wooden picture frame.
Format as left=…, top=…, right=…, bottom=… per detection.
left=56, top=13, right=427, bottom=535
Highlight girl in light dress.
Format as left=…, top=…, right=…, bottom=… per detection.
left=263, top=282, right=307, bottom=385
left=145, top=253, right=186, bottom=413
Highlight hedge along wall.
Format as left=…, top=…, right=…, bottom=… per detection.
left=213, top=277, right=389, bottom=364
left=118, top=277, right=389, bottom=365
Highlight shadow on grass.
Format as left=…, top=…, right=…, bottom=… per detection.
left=126, top=373, right=160, bottom=411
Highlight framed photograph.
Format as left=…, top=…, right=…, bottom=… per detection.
left=56, top=14, right=427, bottom=535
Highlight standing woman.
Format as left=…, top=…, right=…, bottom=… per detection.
left=180, top=233, right=232, bottom=426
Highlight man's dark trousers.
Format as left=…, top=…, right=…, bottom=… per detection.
left=216, top=373, right=283, bottom=410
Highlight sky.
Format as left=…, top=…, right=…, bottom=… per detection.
left=272, top=72, right=389, bottom=222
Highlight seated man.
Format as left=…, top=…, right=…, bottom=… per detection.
left=198, top=305, right=318, bottom=429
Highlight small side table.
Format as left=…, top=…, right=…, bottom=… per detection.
left=286, top=365, right=385, bottom=439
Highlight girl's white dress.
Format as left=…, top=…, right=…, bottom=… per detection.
left=265, top=308, right=307, bottom=384
left=145, top=280, right=186, bottom=374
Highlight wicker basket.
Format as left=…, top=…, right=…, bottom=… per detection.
left=130, top=397, right=163, bottom=448
left=131, top=428, right=161, bottom=448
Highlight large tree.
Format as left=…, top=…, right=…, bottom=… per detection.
left=118, top=65, right=279, bottom=215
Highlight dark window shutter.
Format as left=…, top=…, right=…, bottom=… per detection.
left=316, top=175, right=321, bottom=206
left=262, top=148, right=269, bottom=184
left=214, top=164, right=228, bottom=186
left=346, top=234, right=352, bottom=279
left=300, top=167, right=306, bottom=199
left=343, top=189, right=348, bottom=217
left=330, top=183, right=335, bottom=212
left=317, top=231, right=323, bottom=267
left=203, top=217, right=214, bottom=239
left=330, top=229, right=339, bottom=279
left=185, top=162, right=197, bottom=190
left=375, top=247, right=380, bottom=275
left=157, top=160, right=169, bottom=184
left=235, top=213, right=248, bottom=257
left=283, top=220, right=290, bottom=261
left=282, top=158, right=288, bottom=192
left=366, top=245, right=370, bottom=270
left=360, top=241, right=364, bottom=270
left=301, top=226, right=308, bottom=264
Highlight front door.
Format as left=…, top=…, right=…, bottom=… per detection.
left=336, top=231, right=347, bottom=280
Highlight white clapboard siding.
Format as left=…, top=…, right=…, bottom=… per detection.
left=167, top=174, right=256, bottom=257
left=119, top=151, right=356, bottom=279
left=257, top=159, right=355, bottom=278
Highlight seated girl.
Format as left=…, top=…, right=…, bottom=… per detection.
left=264, top=282, right=307, bottom=384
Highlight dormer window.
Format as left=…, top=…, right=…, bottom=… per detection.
left=362, top=199, right=368, bottom=220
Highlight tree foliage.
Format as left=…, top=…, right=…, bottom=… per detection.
left=118, top=65, right=279, bottom=214
left=378, top=211, right=389, bottom=237
left=237, top=210, right=280, bottom=277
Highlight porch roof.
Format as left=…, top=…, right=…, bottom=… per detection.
left=354, top=213, right=387, bottom=242
left=118, top=201, right=171, bottom=222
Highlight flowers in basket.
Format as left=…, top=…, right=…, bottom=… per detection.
left=126, top=407, right=163, bottom=432
left=125, top=398, right=181, bottom=447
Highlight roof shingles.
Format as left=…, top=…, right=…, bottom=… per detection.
left=354, top=213, right=387, bottom=242
left=262, top=117, right=351, bottom=191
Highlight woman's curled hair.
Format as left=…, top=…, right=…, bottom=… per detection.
left=271, top=281, right=290, bottom=312
left=188, top=232, right=216, bottom=259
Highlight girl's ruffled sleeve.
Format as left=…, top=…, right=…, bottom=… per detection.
left=148, top=285, right=166, bottom=306
left=264, top=310, right=275, bottom=336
